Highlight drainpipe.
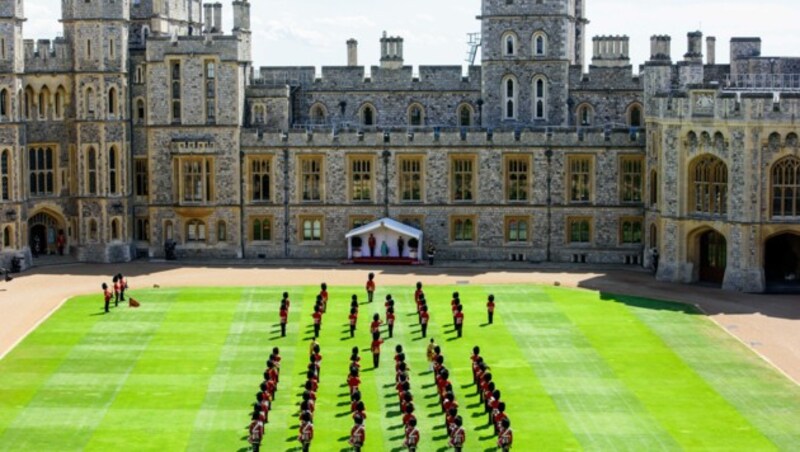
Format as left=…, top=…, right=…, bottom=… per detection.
left=545, top=148, right=553, bottom=262
left=239, top=149, right=246, bottom=259
left=283, top=148, right=290, bottom=257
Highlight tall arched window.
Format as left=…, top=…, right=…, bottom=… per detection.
left=217, top=221, right=226, bottom=242
left=1, top=149, right=10, bottom=200
left=3, top=226, right=10, bottom=248
left=29, top=146, right=54, bottom=196
left=310, top=104, right=326, bottom=125
left=628, top=103, right=643, bottom=128
left=38, top=87, right=49, bottom=119
left=108, top=87, right=117, bottom=116
left=771, top=156, right=800, bottom=218
left=111, top=218, right=120, bottom=240
left=136, top=98, right=145, bottom=123
left=408, top=104, right=424, bottom=126
left=361, top=104, right=376, bottom=126
left=457, top=104, right=473, bottom=127
left=533, top=32, right=547, bottom=56
left=576, top=103, right=593, bottom=126
left=0, top=88, right=9, bottom=120
left=502, top=76, right=517, bottom=120
left=691, top=155, right=728, bottom=215
left=85, top=87, right=95, bottom=117
left=533, top=75, right=547, bottom=120
left=55, top=86, right=65, bottom=119
left=108, top=147, right=118, bottom=195
left=650, top=169, right=658, bottom=206
left=502, top=32, right=517, bottom=56
left=24, top=86, right=33, bottom=119
left=87, top=147, right=97, bottom=195
left=89, top=219, right=98, bottom=241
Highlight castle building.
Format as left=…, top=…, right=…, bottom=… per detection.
left=0, top=0, right=798, bottom=292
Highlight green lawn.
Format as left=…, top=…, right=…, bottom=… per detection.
left=1, top=284, right=800, bottom=451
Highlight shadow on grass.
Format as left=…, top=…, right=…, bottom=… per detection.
left=389, top=434, right=405, bottom=441
left=336, top=401, right=350, bottom=407
left=336, top=411, right=351, bottom=418
left=467, top=402, right=482, bottom=409
left=388, top=424, right=404, bottom=431
left=386, top=410, right=402, bottom=417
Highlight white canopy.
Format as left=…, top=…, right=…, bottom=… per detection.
left=346, top=218, right=423, bottom=261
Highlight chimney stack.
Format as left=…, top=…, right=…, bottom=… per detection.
left=204, top=3, right=213, bottom=34
left=380, top=31, right=404, bottom=69
left=213, top=3, right=223, bottom=34
left=684, top=31, right=703, bottom=63
left=233, top=1, right=250, bottom=32
left=347, top=39, right=358, bottom=66
left=649, top=35, right=672, bottom=62
left=706, top=36, right=716, bottom=65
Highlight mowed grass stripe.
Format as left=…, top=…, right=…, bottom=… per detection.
left=83, top=288, right=234, bottom=451
left=493, top=284, right=674, bottom=451
left=547, top=287, right=775, bottom=450
left=0, top=290, right=178, bottom=450
left=624, top=296, right=800, bottom=450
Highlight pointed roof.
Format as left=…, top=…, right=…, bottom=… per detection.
left=345, top=218, right=422, bottom=240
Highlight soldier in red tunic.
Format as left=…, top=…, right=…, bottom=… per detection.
left=102, top=283, right=112, bottom=313
left=498, top=418, right=513, bottom=451
left=366, top=272, right=376, bottom=303
left=279, top=301, right=288, bottom=337
left=298, top=412, right=314, bottom=452
left=312, top=306, right=322, bottom=339
left=349, top=308, right=358, bottom=338
left=419, top=305, right=429, bottom=338
left=248, top=412, right=265, bottom=452
left=348, top=369, right=361, bottom=397
left=454, top=305, right=464, bottom=338
left=319, top=283, right=329, bottom=313
left=404, top=417, right=420, bottom=451
left=349, top=415, right=366, bottom=451
left=371, top=332, right=384, bottom=368
left=387, top=307, right=396, bottom=338
left=448, top=416, right=466, bottom=452
left=370, top=313, right=383, bottom=336
left=487, top=294, right=496, bottom=325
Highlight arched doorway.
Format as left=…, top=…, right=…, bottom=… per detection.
left=698, top=230, right=727, bottom=284
left=28, top=211, right=62, bottom=257
left=764, top=233, right=800, bottom=292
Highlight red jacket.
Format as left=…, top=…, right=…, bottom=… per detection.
left=455, top=312, right=464, bottom=325
left=498, top=427, right=513, bottom=447
left=420, top=311, right=429, bottom=325
left=366, top=280, right=375, bottom=292
left=449, top=426, right=465, bottom=447
left=404, top=426, right=420, bottom=447
left=280, top=308, right=288, bottom=323
left=349, top=424, right=366, bottom=446
left=298, top=421, right=314, bottom=443
left=487, top=300, right=495, bottom=313
left=371, top=339, right=383, bottom=354
left=312, top=312, right=322, bottom=325
left=248, top=420, right=264, bottom=444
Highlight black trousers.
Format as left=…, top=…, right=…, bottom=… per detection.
left=456, top=324, right=462, bottom=338
left=388, top=324, right=394, bottom=338
left=302, top=442, right=310, bottom=452
left=120, top=287, right=125, bottom=301
left=281, top=322, right=287, bottom=337
left=314, top=324, right=320, bottom=338
left=350, top=325, right=355, bottom=337
left=488, top=312, right=494, bottom=324
left=373, top=353, right=380, bottom=368
left=114, top=292, right=119, bottom=307
left=252, top=442, right=260, bottom=452
left=367, top=292, right=373, bottom=303
left=421, top=324, right=427, bottom=338
left=104, top=299, right=109, bottom=313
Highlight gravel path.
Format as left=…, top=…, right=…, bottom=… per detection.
left=1, top=262, right=798, bottom=384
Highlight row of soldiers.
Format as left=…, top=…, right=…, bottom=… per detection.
left=346, top=348, right=367, bottom=451
left=430, top=344, right=467, bottom=451
left=472, top=347, right=514, bottom=450
left=247, top=347, right=282, bottom=452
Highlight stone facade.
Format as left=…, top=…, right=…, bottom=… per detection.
left=0, top=0, right=798, bottom=292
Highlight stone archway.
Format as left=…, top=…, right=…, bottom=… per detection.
left=688, top=227, right=727, bottom=285
left=764, top=232, right=800, bottom=292
left=28, top=211, right=63, bottom=257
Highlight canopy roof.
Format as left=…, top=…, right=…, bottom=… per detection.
left=345, top=218, right=422, bottom=240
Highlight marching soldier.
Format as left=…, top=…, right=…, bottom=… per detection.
left=102, top=282, right=112, bottom=313
left=349, top=415, right=366, bottom=451
left=298, top=412, right=314, bottom=452
left=366, top=273, right=376, bottom=303
left=487, top=294, right=495, bottom=325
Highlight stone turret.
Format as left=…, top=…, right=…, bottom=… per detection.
left=380, top=32, right=403, bottom=70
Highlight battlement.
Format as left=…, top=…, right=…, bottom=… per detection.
left=23, top=38, right=72, bottom=72
left=145, top=33, right=246, bottom=62
left=650, top=88, right=800, bottom=121
left=591, top=35, right=630, bottom=68
left=255, top=65, right=481, bottom=91
left=572, top=65, right=641, bottom=91
left=240, top=127, right=646, bottom=149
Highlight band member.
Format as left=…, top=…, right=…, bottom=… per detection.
left=348, top=369, right=361, bottom=396
left=494, top=402, right=508, bottom=434
left=349, top=415, right=366, bottom=451
left=454, top=305, right=464, bottom=338
left=487, top=294, right=495, bottom=324
left=448, top=416, right=466, bottom=452
left=387, top=307, right=396, bottom=338
left=352, top=401, right=367, bottom=423
left=248, top=412, right=265, bottom=452
left=419, top=305, right=429, bottom=338
left=404, top=417, right=420, bottom=451
left=282, top=292, right=291, bottom=310
left=426, top=339, right=437, bottom=371
left=280, top=301, right=288, bottom=337
left=102, top=283, right=112, bottom=313
left=451, top=292, right=459, bottom=326
left=403, top=404, right=416, bottom=428
left=349, top=308, right=358, bottom=338
left=414, top=282, right=424, bottom=307
left=312, top=306, right=322, bottom=338
left=366, top=273, right=376, bottom=303
left=371, top=332, right=384, bottom=368
left=298, top=412, right=314, bottom=452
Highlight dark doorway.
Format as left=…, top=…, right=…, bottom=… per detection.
left=699, top=230, right=727, bottom=284
left=28, top=212, right=60, bottom=257
left=764, top=233, right=800, bottom=293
